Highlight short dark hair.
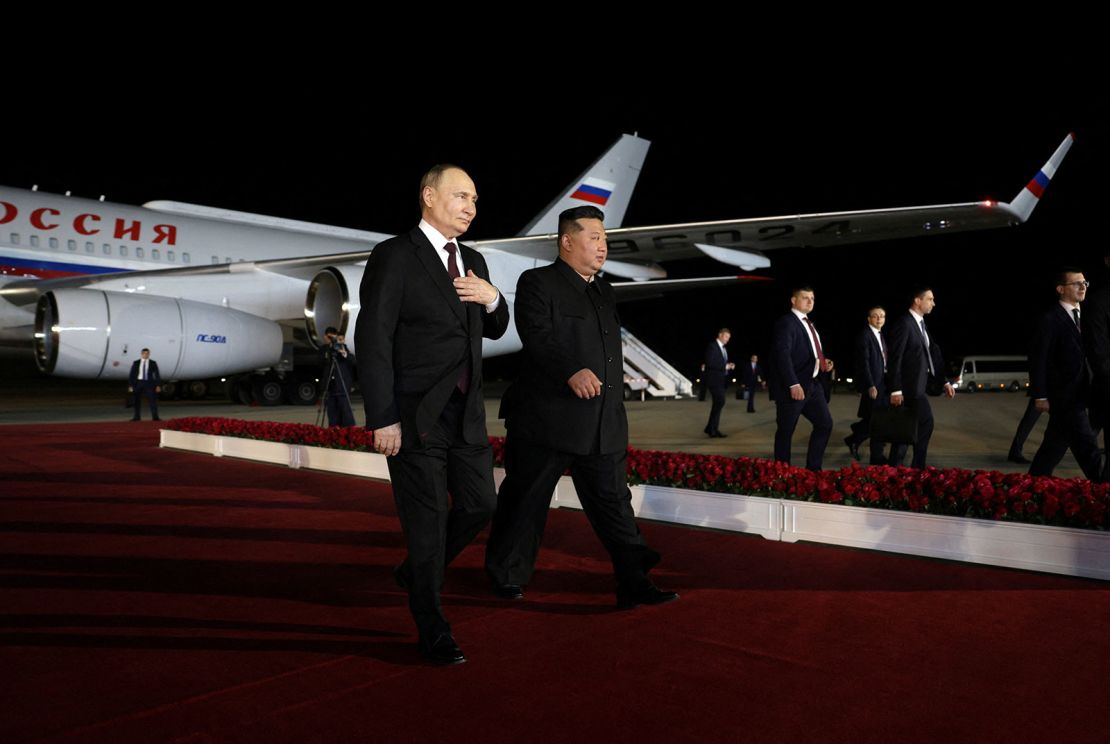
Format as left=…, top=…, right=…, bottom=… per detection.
left=419, top=164, right=467, bottom=210
left=909, top=286, right=932, bottom=305
left=1055, top=267, right=1084, bottom=286
left=790, top=285, right=814, bottom=297
left=718, top=327, right=731, bottom=336
left=141, top=347, right=150, bottom=353
left=557, top=206, right=605, bottom=241
left=867, top=305, right=885, bottom=315
left=324, top=326, right=338, bottom=335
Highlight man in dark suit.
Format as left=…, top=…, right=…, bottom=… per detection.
left=845, top=306, right=888, bottom=464
left=886, top=287, right=955, bottom=469
left=127, top=348, right=161, bottom=421
left=739, top=354, right=763, bottom=412
left=355, top=164, right=510, bottom=665
left=1028, top=268, right=1102, bottom=480
left=701, top=328, right=734, bottom=437
left=320, top=326, right=356, bottom=427
left=769, top=286, right=834, bottom=470
left=1082, top=251, right=1110, bottom=442
left=485, top=206, right=677, bottom=610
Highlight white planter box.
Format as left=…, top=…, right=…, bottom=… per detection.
left=635, top=485, right=781, bottom=541
left=781, top=500, right=1110, bottom=581
left=161, top=429, right=1110, bottom=581
left=292, top=444, right=392, bottom=480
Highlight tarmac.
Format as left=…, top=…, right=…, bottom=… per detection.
left=0, top=374, right=1082, bottom=478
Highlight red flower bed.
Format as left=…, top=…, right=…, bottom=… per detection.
left=167, top=417, right=1110, bottom=531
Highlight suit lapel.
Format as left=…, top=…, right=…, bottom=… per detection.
left=409, top=228, right=467, bottom=327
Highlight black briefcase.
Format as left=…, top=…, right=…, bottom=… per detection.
left=870, top=405, right=918, bottom=444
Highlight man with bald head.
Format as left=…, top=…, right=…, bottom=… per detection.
left=485, top=205, right=677, bottom=610
left=356, top=164, right=509, bottom=665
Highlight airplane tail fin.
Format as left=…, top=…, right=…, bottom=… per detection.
left=1008, top=132, right=1074, bottom=222
left=519, top=133, right=650, bottom=235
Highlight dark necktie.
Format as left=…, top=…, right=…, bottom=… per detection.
left=1073, top=307, right=1081, bottom=331
left=878, top=331, right=888, bottom=370
left=445, top=241, right=460, bottom=279
left=804, top=317, right=825, bottom=377
left=919, top=320, right=935, bottom=376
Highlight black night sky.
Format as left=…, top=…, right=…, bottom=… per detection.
left=5, top=83, right=1104, bottom=383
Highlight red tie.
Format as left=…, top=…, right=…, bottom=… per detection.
left=444, top=241, right=469, bottom=394
left=804, top=317, right=825, bottom=377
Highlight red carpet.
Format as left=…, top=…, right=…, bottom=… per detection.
left=2, top=422, right=1109, bottom=743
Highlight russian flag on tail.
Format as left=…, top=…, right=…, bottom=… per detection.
left=1025, top=170, right=1051, bottom=199
left=571, top=177, right=616, bottom=206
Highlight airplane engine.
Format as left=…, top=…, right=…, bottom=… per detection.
left=35, top=289, right=283, bottom=380
left=304, top=266, right=364, bottom=351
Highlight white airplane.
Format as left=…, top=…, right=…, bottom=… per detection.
left=0, top=132, right=1073, bottom=404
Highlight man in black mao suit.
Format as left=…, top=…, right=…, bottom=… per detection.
left=485, top=206, right=677, bottom=610
left=886, top=287, right=954, bottom=469
left=702, top=328, right=734, bottom=437
left=769, top=286, right=834, bottom=471
left=128, top=348, right=161, bottom=421
left=1028, top=268, right=1102, bottom=480
left=355, top=164, right=509, bottom=665
left=845, top=306, right=888, bottom=464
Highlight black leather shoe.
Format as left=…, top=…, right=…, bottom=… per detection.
left=1007, top=454, right=1031, bottom=465
left=492, top=583, right=524, bottom=600
left=419, top=632, right=466, bottom=665
left=152, top=417, right=161, bottom=421
left=711, top=432, right=728, bottom=438
left=616, top=584, right=680, bottom=609
left=844, top=436, right=860, bottom=461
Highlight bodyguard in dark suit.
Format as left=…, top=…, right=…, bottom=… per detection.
left=739, top=354, right=763, bottom=412
left=127, top=348, right=161, bottom=421
left=1082, top=251, right=1110, bottom=437
left=485, top=206, right=677, bottom=610
left=702, top=328, right=734, bottom=437
left=769, top=286, right=834, bottom=470
left=1028, top=269, right=1102, bottom=480
left=355, top=164, right=509, bottom=665
left=845, top=306, right=888, bottom=464
left=886, top=287, right=954, bottom=469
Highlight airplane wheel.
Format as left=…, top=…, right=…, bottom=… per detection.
left=160, top=381, right=178, bottom=399
left=252, top=377, right=285, bottom=406
left=233, top=378, right=254, bottom=405
left=623, top=384, right=634, bottom=401
left=286, top=377, right=319, bottom=406
left=187, top=380, right=209, bottom=398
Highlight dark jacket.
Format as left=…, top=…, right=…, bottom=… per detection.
left=886, top=312, right=944, bottom=399
left=500, top=259, right=627, bottom=455
left=355, top=227, right=509, bottom=448
left=1030, top=303, right=1089, bottom=406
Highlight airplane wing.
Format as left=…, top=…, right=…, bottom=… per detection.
left=610, top=275, right=772, bottom=301
left=0, top=251, right=375, bottom=307
left=473, top=133, right=1075, bottom=274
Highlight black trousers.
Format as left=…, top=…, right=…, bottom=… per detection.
left=386, top=392, right=496, bottom=639
left=1008, top=397, right=1042, bottom=458
left=1029, top=402, right=1102, bottom=481
left=773, top=377, right=833, bottom=470
left=888, top=396, right=934, bottom=469
left=848, top=394, right=888, bottom=465
left=131, top=382, right=159, bottom=420
left=325, top=394, right=356, bottom=427
left=485, top=436, right=660, bottom=590
left=705, top=382, right=726, bottom=434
